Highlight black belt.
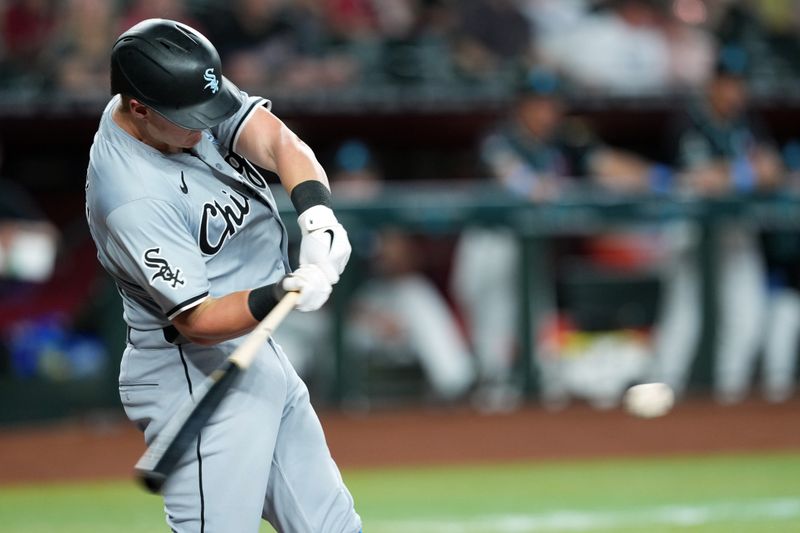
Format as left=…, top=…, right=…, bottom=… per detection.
left=127, top=325, right=189, bottom=349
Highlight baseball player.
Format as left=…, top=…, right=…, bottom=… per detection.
left=85, top=19, right=361, bottom=533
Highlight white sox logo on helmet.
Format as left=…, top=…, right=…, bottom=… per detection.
left=204, top=68, right=219, bottom=94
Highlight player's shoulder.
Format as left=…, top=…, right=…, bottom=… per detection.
left=211, top=93, right=271, bottom=150
left=89, top=153, right=177, bottom=214
left=88, top=155, right=181, bottom=223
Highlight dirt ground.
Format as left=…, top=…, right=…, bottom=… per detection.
left=1, top=396, right=799, bottom=485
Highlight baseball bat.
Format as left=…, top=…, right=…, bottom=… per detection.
left=134, top=290, right=300, bottom=493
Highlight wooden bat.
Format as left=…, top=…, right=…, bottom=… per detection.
left=134, top=290, right=300, bottom=493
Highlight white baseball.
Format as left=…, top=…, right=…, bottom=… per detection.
left=623, top=383, right=675, bottom=418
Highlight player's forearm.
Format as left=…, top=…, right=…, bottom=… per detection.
left=262, top=110, right=329, bottom=192
left=171, top=291, right=258, bottom=345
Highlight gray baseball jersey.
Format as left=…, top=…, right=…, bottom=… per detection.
left=86, top=94, right=361, bottom=533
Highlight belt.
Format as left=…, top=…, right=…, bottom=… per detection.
left=127, top=325, right=189, bottom=349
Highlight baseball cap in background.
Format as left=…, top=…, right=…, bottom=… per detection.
left=714, top=44, right=749, bottom=78
left=517, top=67, right=563, bottom=98
left=111, top=18, right=244, bottom=130
left=335, top=140, right=373, bottom=173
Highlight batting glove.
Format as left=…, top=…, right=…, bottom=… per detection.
left=297, top=205, right=351, bottom=284
left=282, top=264, right=332, bottom=312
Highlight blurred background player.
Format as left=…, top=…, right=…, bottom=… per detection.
left=338, top=140, right=475, bottom=404
left=0, top=142, right=58, bottom=283
left=451, top=67, right=660, bottom=411
left=760, top=218, right=800, bottom=404
left=276, top=140, right=475, bottom=405
left=0, top=141, right=60, bottom=379
left=654, top=45, right=785, bottom=404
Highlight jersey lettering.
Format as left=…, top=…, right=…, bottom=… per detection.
left=224, top=151, right=267, bottom=189
left=199, top=189, right=251, bottom=255
left=143, top=247, right=185, bottom=288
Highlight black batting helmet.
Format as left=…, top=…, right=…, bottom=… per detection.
left=111, top=18, right=243, bottom=130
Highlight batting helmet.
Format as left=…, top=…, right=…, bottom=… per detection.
left=111, top=18, right=243, bottom=130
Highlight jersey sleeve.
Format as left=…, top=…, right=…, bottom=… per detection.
left=481, top=132, right=541, bottom=197
left=211, top=92, right=272, bottom=155
left=105, top=199, right=211, bottom=320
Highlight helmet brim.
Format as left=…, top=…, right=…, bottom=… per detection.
left=151, top=76, right=244, bottom=131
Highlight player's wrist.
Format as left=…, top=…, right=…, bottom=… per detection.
left=247, top=282, right=287, bottom=321
left=290, top=180, right=331, bottom=216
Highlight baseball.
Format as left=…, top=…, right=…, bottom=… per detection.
left=623, top=383, right=675, bottom=418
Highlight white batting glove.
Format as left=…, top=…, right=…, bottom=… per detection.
left=297, top=205, right=351, bottom=284
left=281, top=264, right=332, bottom=312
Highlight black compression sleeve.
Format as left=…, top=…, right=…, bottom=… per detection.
left=290, top=180, right=331, bottom=215
left=247, top=282, right=287, bottom=321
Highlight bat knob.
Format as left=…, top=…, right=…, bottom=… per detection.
left=137, top=469, right=167, bottom=494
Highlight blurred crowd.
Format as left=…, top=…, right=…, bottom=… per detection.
left=3, top=0, right=800, bottom=101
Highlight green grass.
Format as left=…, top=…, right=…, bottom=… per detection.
left=1, top=452, right=798, bottom=532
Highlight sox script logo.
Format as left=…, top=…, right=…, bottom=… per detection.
left=199, top=189, right=250, bottom=255
left=204, top=68, right=219, bottom=94
left=143, top=248, right=185, bottom=288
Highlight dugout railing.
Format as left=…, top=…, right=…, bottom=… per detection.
left=2, top=187, right=799, bottom=423
left=276, top=185, right=800, bottom=405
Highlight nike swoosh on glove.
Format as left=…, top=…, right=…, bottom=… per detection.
left=297, top=205, right=351, bottom=284
left=281, top=264, right=332, bottom=312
